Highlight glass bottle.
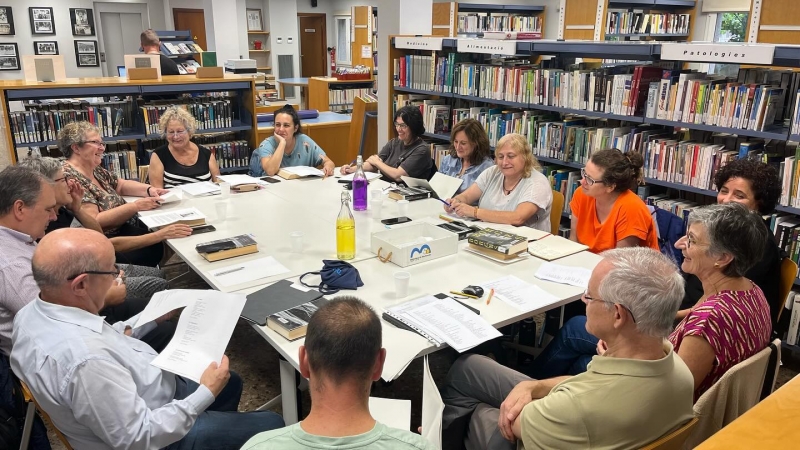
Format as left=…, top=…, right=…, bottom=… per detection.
left=336, top=190, right=356, bottom=260
left=352, top=155, right=368, bottom=211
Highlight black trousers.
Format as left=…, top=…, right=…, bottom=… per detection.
left=100, top=297, right=176, bottom=353
left=112, top=221, right=165, bottom=268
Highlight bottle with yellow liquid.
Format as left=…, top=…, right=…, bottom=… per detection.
left=336, top=190, right=356, bottom=260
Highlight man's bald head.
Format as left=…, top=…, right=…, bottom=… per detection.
left=33, top=228, right=114, bottom=293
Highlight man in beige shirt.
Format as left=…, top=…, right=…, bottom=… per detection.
left=441, top=247, right=695, bottom=450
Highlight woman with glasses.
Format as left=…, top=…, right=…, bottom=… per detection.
left=148, top=106, right=220, bottom=188
left=340, top=105, right=433, bottom=181
left=439, top=118, right=494, bottom=194
left=570, top=148, right=658, bottom=253
left=61, top=121, right=174, bottom=267
left=249, top=104, right=335, bottom=177
left=530, top=203, right=771, bottom=400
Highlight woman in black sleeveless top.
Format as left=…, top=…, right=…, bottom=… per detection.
left=148, top=106, right=220, bottom=188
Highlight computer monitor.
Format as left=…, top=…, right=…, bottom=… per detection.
left=117, top=65, right=126, bottom=77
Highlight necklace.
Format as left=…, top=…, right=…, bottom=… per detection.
left=503, top=176, right=522, bottom=195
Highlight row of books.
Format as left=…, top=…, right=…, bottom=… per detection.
left=176, top=60, right=202, bottom=75
left=162, top=42, right=203, bottom=55
left=140, top=100, right=234, bottom=135
left=208, top=140, right=251, bottom=169
left=540, top=166, right=580, bottom=215
left=327, top=87, right=373, bottom=108
left=101, top=150, right=140, bottom=181
left=605, top=12, right=690, bottom=35
left=11, top=106, right=126, bottom=144
left=457, top=13, right=543, bottom=34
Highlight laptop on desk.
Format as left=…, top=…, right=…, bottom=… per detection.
left=117, top=65, right=126, bottom=77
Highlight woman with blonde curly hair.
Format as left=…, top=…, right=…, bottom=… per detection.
left=443, top=133, right=552, bottom=231
left=148, top=106, right=220, bottom=188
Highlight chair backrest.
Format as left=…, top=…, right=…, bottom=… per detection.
left=640, top=417, right=698, bottom=450
left=19, top=380, right=74, bottom=450
left=760, top=338, right=782, bottom=401
left=777, top=258, right=797, bottom=323
left=550, top=190, right=565, bottom=235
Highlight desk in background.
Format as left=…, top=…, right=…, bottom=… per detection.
left=256, top=111, right=351, bottom=165
left=276, top=77, right=309, bottom=109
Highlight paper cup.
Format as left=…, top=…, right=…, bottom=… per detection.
left=394, top=271, right=411, bottom=299
left=397, top=199, right=409, bottom=217
left=290, top=231, right=304, bottom=253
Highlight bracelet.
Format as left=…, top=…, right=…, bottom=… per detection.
left=474, top=207, right=479, bottom=219
left=146, top=186, right=153, bottom=197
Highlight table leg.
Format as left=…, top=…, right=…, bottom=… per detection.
left=279, top=358, right=300, bottom=424
left=279, top=83, right=285, bottom=101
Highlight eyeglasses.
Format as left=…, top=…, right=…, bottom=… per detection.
left=52, top=176, right=68, bottom=185
left=394, top=122, right=409, bottom=130
left=67, top=264, right=121, bottom=281
left=583, top=289, right=637, bottom=323
left=166, top=130, right=187, bottom=137
left=580, top=168, right=603, bottom=187
left=679, top=235, right=707, bottom=249
left=81, top=140, right=106, bottom=148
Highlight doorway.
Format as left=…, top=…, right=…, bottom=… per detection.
left=99, top=12, right=146, bottom=77
left=173, top=8, right=208, bottom=51
left=298, top=13, right=327, bottom=77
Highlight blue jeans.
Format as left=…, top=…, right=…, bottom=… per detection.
left=526, top=315, right=599, bottom=380
left=166, top=372, right=284, bottom=450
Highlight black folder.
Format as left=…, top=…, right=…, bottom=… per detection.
left=240, top=280, right=323, bottom=326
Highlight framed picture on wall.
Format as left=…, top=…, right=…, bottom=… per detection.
left=74, top=40, right=98, bottom=67
left=29, top=7, right=54, bottom=35
left=33, top=40, right=57, bottom=55
left=0, top=42, right=19, bottom=70
left=0, top=7, right=15, bottom=36
left=69, top=8, right=95, bottom=36
left=246, top=8, right=263, bottom=31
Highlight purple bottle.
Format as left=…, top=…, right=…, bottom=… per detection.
left=352, top=155, right=368, bottom=211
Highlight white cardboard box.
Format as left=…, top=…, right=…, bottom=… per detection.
left=370, top=223, right=458, bottom=267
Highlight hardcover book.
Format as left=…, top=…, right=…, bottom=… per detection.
left=196, top=234, right=258, bottom=262
left=387, top=186, right=434, bottom=201
left=466, top=228, right=528, bottom=255
left=267, top=297, right=328, bottom=340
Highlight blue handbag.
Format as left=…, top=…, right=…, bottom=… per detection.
left=300, top=260, right=364, bottom=295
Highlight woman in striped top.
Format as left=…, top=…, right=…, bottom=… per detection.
left=148, top=106, right=220, bottom=189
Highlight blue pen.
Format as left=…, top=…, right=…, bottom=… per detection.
left=436, top=198, right=451, bottom=207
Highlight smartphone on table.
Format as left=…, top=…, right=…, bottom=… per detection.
left=381, top=217, right=412, bottom=225
left=191, top=225, right=217, bottom=235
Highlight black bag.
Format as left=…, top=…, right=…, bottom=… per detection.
left=300, top=260, right=364, bottom=295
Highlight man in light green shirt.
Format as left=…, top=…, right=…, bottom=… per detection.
left=441, top=248, right=695, bottom=450
left=241, top=297, right=434, bottom=450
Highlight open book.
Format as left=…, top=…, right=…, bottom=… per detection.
left=139, top=207, right=206, bottom=230
left=527, top=235, right=589, bottom=261
left=401, top=172, right=463, bottom=200
left=278, top=166, right=325, bottom=179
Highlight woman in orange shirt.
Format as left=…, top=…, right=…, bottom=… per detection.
left=569, top=148, right=659, bottom=253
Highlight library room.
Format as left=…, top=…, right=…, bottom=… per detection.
left=2, top=0, right=800, bottom=449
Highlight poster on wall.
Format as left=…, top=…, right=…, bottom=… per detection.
left=33, top=41, right=57, bottom=55
left=70, top=8, right=95, bottom=36
left=29, top=7, right=54, bottom=35
left=0, top=42, right=19, bottom=70
left=74, top=40, right=98, bottom=67
left=0, top=7, right=15, bottom=36
left=246, top=8, right=263, bottom=31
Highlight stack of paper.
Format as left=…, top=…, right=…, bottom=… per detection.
left=422, top=356, right=444, bottom=449
left=535, top=262, right=592, bottom=288
left=209, top=256, right=290, bottom=288
left=380, top=322, right=430, bottom=381
left=527, top=235, right=588, bottom=261
left=217, top=174, right=266, bottom=186
left=481, top=275, right=559, bottom=312
left=139, top=207, right=206, bottom=230
left=278, top=166, right=324, bottom=179
left=369, top=397, right=411, bottom=431
left=475, top=222, right=549, bottom=241
left=158, top=190, right=182, bottom=204
left=178, top=181, right=221, bottom=196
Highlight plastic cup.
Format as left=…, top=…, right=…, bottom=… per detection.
left=219, top=182, right=231, bottom=198
left=215, top=202, right=228, bottom=222
left=397, top=199, right=410, bottom=217
left=370, top=198, right=383, bottom=218
left=394, top=271, right=411, bottom=299
left=290, top=231, right=304, bottom=253
left=370, top=189, right=382, bottom=201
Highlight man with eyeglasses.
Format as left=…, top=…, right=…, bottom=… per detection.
left=440, top=247, right=694, bottom=450
left=10, top=227, right=285, bottom=450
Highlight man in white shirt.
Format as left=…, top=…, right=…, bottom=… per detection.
left=11, top=227, right=284, bottom=450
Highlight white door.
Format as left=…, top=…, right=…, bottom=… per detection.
left=100, top=12, right=145, bottom=76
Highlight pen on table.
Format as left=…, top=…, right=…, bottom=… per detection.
left=215, top=266, right=244, bottom=277
left=437, top=198, right=451, bottom=208
left=449, top=290, right=479, bottom=299
left=486, top=288, right=494, bottom=305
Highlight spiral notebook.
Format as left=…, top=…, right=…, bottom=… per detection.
left=382, top=294, right=500, bottom=352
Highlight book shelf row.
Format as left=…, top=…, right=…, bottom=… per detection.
left=140, top=100, right=237, bottom=135
left=605, top=11, right=690, bottom=36
left=458, top=13, right=543, bottom=35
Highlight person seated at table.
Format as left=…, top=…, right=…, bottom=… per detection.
left=141, top=28, right=181, bottom=76
left=11, top=227, right=285, bottom=450
left=441, top=247, right=694, bottom=450
left=60, top=121, right=174, bottom=267
left=249, top=104, right=335, bottom=177
left=528, top=203, right=772, bottom=401
left=439, top=118, right=494, bottom=195
left=243, top=296, right=434, bottom=449
left=148, top=106, right=221, bottom=189
left=570, top=148, right=659, bottom=253
left=340, top=105, right=433, bottom=181
left=683, top=158, right=782, bottom=333
left=0, top=165, right=176, bottom=354
left=442, top=133, right=552, bottom=232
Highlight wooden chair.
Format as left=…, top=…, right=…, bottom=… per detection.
left=776, top=257, right=798, bottom=324
left=640, top=417, right=698, bottom=450
left=19, top=380, right=73, bottom=450
left=550, top=190, right=565, bottom=235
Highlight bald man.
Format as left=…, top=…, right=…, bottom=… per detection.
left=11, top=228, right=283, bottom=450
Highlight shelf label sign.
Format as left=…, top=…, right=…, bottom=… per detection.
left=394, top=37, right=443, bottom=51
left=457, top=39, right=518, bottom=56
left=660, top=43, right=775, bottom=65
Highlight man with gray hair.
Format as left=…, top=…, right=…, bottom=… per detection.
left=441, top=247, right=695, bottom=450
left=141, top=28, right=181, bottom=75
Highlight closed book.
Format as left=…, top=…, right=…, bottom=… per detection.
left=196, top=234, right=258, bottom=262
left=267, top=297, right=328, bottom=341
left=467, top=228, right=528, bottom=255
left=467, top=243, right=521, bottom=261
left=387, top=186, right=433, bottom=201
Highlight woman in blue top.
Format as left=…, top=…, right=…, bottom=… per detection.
left=439, top=118, right=494, bottom=194
left=249, top=105, right=336, bottom=177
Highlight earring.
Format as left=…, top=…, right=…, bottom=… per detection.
left=714, top=263, right=720, bottom=268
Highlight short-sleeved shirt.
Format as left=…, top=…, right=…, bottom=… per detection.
left=669, top=284, right=771, bottom=399
left=570, top=187, right=659, bottom=254
left=249, top=134, right=326, bottom=177
left=519, top=343, right=695, bottom=450
left=241, top=422, right=435, bottom=450
left=153, top=144, right=213, bottom=188
left=438, top=155, right=494, bottom=195
left=159, top=54, right=182, bottom=76
left=474, top=166, right=553, bottom=232
left=377, top=138, right=432, bottom=180
left=62, top=162, right=128, bottom=234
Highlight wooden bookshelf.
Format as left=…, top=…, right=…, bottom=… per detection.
left=432, top=2, right=457, bottom=37
left=351, top=6, right=374, bottom=71
left=308, top=76, right=374, bottom=113
left=562, top=0, right=600, bottom=40
left=748, top=0, right=800, bottom=45
left=599, top=0, right=696, bottom=42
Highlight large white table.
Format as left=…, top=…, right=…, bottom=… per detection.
left=151, top=176, right=602, bottom=424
